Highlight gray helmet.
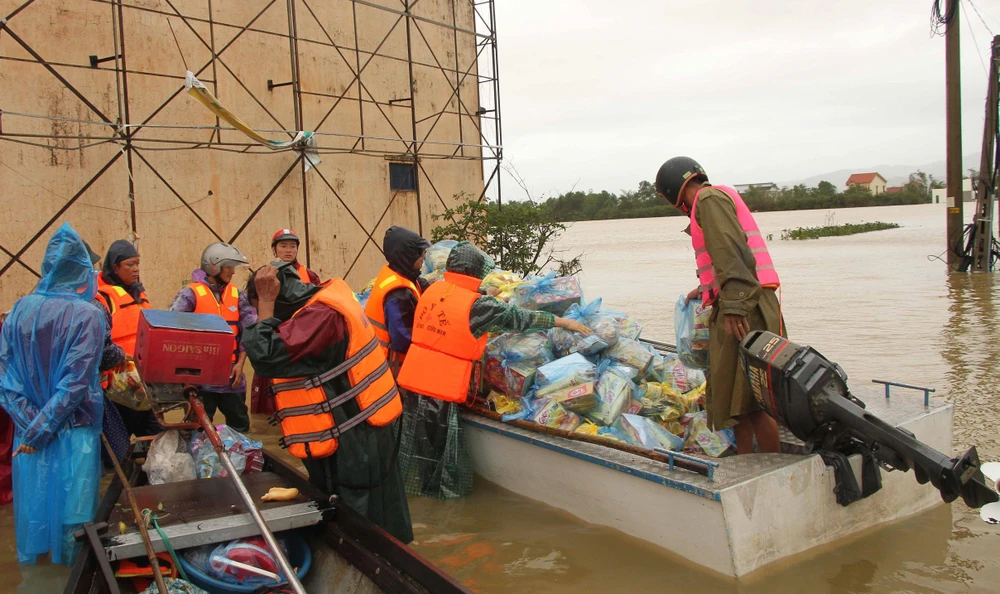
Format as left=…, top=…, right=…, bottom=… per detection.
left=200, top=242, right=249, bottom=276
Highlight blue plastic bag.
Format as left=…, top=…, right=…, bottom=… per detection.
left=674, top=296, right=712, bottom=369
left=548, top=298, right=620, bottom=356
left=189, top=426, right=263, bottom=479
left=509, top=272, right=583, bottom=316
left=0, top=223, right=106, bottom=565
left=420, top=239, right=459, bottom=283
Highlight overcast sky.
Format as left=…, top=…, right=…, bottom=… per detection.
left=491, top=0, right=998, bottom=197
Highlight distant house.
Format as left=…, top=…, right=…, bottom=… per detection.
left=846, top=172, right=888, bottom=195
left=931, top=178, right=974, bottom=204
left=885, top=186, right=904, bottom=194
left=734, top=182, right=779, bottom=196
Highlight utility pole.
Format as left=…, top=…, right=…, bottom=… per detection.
left=969, top=36, right=1000, bottom=272
left=946, top=0, right=964, bottom=271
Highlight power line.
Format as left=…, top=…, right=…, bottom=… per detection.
left=966, top=0, right=996, bottom=36
left=931, top=0, right=959, bottom=37
left=962, top=0, right=990, bottom=76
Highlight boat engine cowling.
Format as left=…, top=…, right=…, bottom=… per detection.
left=740, top=330, right=998, bottom=509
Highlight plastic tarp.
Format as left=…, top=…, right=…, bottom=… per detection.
left=0, top=222, right=105, bottom=565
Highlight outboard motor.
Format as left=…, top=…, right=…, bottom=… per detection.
left=740, top=330, right=997, bottom=509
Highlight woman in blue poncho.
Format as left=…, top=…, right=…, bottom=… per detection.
left=0, top=223, right=105, bottom=565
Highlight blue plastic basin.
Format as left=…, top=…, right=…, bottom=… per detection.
left=177, top=532, right=312, bottom=594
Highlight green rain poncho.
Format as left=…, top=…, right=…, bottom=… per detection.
left=242, top=264, right=412, bottom=543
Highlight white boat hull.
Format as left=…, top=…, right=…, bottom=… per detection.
left=463, top=390, right=951, bottom=578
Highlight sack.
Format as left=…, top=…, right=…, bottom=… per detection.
left=483, top=333, right=554, bottom=398
left=613, top=414, right=685, bottom=452
left=420, top=240, right=459, bottom=283
left=646, top=354, right=706, bottom=394
left=143, top=430, right=196, bottom=486
left=674, top=296, right=712, bottom=369
left=509, top=273, right=583, bottom=316
left=189, top=426, right=263, bottom=479
left=480, top=269, right=524, bottom=301
left=586, top=362, right=636, bottom=426
left=604, top=338, right=654, bottom=377
left=548, top=298, right=619, bottom=357
left=106, top=361, right=151, bottom=411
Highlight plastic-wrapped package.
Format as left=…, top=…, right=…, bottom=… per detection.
left=189, top=426, right=263, bottom=479
left=603, top=309, right=643, bottom=340
left=143, top=430, right=196, bottom=486
left=613, top=414, right=685, bottom=452
left=548, top=299, right=619, bottom=357
left=682, top=411, right=733, bottom=458
left=574, top=421, right=601, bottom=436
left=586, top=363, right=636, bottom=426
left=604, top=338, right=654, bottom=377
left=208, top=536, right=289, bottom=585
left=480, top=269, right=524, bottom=301
left=675, top=296, right=712, bottom=369
left=486, top=390, right=522, bottom=416
left=106, top=361, right=151, bottom=411
left=535, top=353, right=597, bottom=394
left=355, top=277, right=376, bottom=309
left=509, top=273, right=583, bottom=316
left=530, top=398, right=582, bottom=432
left=646, top=354, right=706, bottom=394
left=420, top=239, right=458, bottom=283
left=639, top=381, right=703, bottom=422
left=554, top=382, right=597, bottom=414
left=483, top=333, right=554, bottom=398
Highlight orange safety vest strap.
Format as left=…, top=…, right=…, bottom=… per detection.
left=271, top=337, right=379, bottom=396
left=277, top=385, right=401, bottom=450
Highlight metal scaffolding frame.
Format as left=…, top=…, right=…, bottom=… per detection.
left=0, top=0, right=502, bottom=283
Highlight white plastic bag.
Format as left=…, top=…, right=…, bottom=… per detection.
left=143, top=430, right=196, bottom=485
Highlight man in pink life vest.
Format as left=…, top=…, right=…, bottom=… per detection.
left=656, top=156, right=783, bottom=455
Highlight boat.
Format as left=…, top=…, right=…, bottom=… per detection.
left=462, top=340, right=958, bottom=579
left=64, top=443, right=471, bottom=594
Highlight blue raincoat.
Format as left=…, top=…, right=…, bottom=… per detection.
left=0, top=222, right=105, bottom=565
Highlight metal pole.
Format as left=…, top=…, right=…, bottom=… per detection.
left=946, top=0, right=965, bottom=271
left=970, top=36, right=1000, bottom=272
left=187, top=394, right=307, bottom=594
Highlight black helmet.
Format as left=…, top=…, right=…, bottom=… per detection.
left=655, top=157, right=708, bottom=207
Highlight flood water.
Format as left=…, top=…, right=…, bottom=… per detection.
left=3, top=203, right=999, bottom=592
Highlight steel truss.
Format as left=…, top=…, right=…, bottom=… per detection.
left=0, top=0, right=502, bottom=283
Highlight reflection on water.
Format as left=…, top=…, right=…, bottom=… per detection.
left=1, top=204, right=998, bottom=593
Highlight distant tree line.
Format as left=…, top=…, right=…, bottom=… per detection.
left=540, top=171, right=943, bottom=222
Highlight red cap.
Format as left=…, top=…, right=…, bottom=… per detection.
left=271, top=229, right=300, bottom=247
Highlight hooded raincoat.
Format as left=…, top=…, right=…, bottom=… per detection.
left=399, top=242, right=558, bottom=500
left=242, top=264, right=413, bottom=543
left=380, top=226, right=431, bottom=359
left=0, top=223, right=104, bottom=565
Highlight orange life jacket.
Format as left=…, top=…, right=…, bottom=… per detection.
left=396, top=271, right=488, bottom=403
left=294, top=262, right=312, bottom=284
left=364, top=265, right=421, bottom=372
left=97, top=277, right=150, bottom=357
left=188, top=281, right=241, bottom=362
left=268, top=278, right=402, bottom=459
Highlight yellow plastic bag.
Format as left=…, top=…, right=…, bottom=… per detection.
left=107, top=361, right=151, bottom=410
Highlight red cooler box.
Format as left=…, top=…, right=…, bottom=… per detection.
left=135, top=310, right=235, bottom=386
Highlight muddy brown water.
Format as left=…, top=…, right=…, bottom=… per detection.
left=2, top=203, right=998, bottom=593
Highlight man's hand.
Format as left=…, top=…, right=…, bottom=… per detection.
left=724, top=314, right=751, bottom=341
left=556, top=317, right=593, bottom=336
left=685, top=287, right=700, bottom=305
left=113, top=359, right=130, bottom=375
left=12, top=444, right=37, bottom=457
left=230, top=361, right=245, bottom=388
left=254, top=265, right=281, bottom=302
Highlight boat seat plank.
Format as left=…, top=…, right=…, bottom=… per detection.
left=107, top=471, right=309, bottom=529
